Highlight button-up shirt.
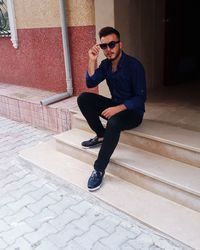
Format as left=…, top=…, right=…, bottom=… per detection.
left=86, top=51, right=147, bottom=117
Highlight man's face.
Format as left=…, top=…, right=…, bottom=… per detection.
left=100, top=34, right=122, bottom=61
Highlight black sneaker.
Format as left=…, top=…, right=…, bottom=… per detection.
left=81, top=136, right=103, bottom=148
left=87, top=170, right=104, bottom=191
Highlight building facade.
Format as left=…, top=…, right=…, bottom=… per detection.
left=0, top=0, right=96, bottom=95
left=0, top=0, right=169, bottom=96
left=0, top=0, right=199, bottom=132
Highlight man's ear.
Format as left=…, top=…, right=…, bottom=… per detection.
left=120, top=41, right=123, bottom=49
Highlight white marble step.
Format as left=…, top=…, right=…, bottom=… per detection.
left=19, top=140, right=200, bottom=250
left=72, top=113, right=200, bottom=167
left=55, top=128, right=200, bottom=212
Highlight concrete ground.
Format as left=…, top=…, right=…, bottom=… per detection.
left=0, top=115, right=192, bottom=250
left=1, top=80, right=200, bottom=134
left=145, top=80, right=200, bottom=132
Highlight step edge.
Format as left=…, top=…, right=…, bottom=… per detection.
left=55, top=134, right=200, bottom=197
left=127, top=130, right=200, bottom=153
left=73, top=114, right=200, bottom=152
left=18, top=142, right=200, bottom=250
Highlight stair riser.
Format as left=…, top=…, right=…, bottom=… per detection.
left=56, top=140, right=200, bottom=213
left=72, top=116, right=199, bottom=168
left=109, top=162, right=200, bottom=213
left=120, top=132, right=200, bottom=168
left=71, top=115, right=92, bottom=132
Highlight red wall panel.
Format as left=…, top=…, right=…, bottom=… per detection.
left=0, top=25, right=97, bottom=95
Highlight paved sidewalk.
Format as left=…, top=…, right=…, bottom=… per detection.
left=0, top=116, right=192, bottom=250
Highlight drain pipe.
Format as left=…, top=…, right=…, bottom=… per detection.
left=40, top=0, right=73, bottom=105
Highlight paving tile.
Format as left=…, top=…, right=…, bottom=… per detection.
left=47, top=223, right=83, bottom=248
left=5, top=207, right=34, bottom=226
left=100, top=225, right=138, bottom=249
left=5, top=237, right=32, bottom=250
left=0, top=219, right=10, bottom=233
left=7, top=194, right=36, bottom=212
left=48, top=196, right=78, bottom=215
left=0, top=205, right=14, bottom=219
left=72, top=207, right=105, bottom=232
left=25, top=208, right=57, bottom=229
left=33, top=239, right=59, bottom=250
left=24, top=222, right=57, bottom=245
left=95, top=214, right=122, bottom=233
left=27, top=196, right=56, bottom=214
left=75, top=225, right=108, bottom=250
left=1, top=222, right=33, bottom=245
left=127, top=233, right=154, bottom=250
left=70, top=200, right=93, bottom=216
left=0, top=238, right=8, bottom=249
left=53, top=210, right=80, bottom=229
left=0, top=114, right=192, bottom=250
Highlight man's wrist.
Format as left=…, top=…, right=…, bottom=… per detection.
left=88, top=58, right=97, bottom=76
left=118, top=104, right=127, bottom=111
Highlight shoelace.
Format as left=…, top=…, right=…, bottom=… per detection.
left=91, top=137, right=97, bottom=142
left=91, top=136, right=103, bottom=143
left=91, top=170, right=98, bottom=178
left=86, top=137, right=97, bottom=144
left=91, top=170, right=102, bottom=179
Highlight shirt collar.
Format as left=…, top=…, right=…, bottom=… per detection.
left=117, top=51, right=126, bottom=69
left=107, top=50, right=126, bottom=71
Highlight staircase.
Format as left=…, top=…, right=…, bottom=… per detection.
left=19, top=110, right=200, bottom=249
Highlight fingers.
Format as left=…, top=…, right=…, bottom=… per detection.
left=101, top=107, right=114, bottom=119
left=101, top=109, right=108, bottom=118
left=102, top=106, right=124, bottom=119
left=89, top=44, right=100, bottom=58
left=92, top=44, right=100, bottom=53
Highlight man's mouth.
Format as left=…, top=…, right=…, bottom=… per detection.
left=106, top=53, right=113, bottom=57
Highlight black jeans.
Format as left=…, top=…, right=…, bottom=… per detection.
left=77, top=92, right=143, bottom=173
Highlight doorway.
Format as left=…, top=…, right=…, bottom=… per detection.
left=95, top=0, right=200, bottom=131
left=164, top=0, right=200, bottom=85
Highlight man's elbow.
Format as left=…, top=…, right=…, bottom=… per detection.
left=86, top=81, right=95, bottom=88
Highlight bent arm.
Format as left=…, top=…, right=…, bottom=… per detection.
left=86, top=61, right=107, bottom=88
left=86, top=44, right=106, bottom=88
left=124, top=64, right=146, bottom=111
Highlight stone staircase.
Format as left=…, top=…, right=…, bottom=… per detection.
left=19, top=110, right=200, bottom=249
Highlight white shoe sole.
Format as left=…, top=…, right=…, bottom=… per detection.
left=82, top=142, right=103, bottom=149
left=88, top=184, right=102, bottom=192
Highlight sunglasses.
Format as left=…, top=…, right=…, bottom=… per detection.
left=99, top=40, right=120, bottom=50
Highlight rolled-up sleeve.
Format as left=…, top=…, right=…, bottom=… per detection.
left=123, top=63, right=146, bottom=113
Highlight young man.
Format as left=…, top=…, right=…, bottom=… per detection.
left=77, top=27, right=146, bottom=191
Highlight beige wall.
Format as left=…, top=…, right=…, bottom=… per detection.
left=15, top=0, right=60, bottom=29
left=66, top=0, right=95, bottom=26
left=15, top=0, right=95, bottom=29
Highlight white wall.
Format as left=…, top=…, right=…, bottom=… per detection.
left=94, top=0, right=114, bottom=97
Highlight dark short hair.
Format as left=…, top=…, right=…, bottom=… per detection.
left=99, top=26, right=120, bottom=40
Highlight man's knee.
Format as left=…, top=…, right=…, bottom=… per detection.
left=107, top=116, right=121, bottom=131
left=77, top=92, right=97, bottom=106
left=77, top=92, right=87, bottom=106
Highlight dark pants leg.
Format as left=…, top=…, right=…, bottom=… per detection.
left=77, top=92, right=143, bottom=173
left=94, top=109, right=142, bottom=172
left=77, top=92, right=118, bottom=138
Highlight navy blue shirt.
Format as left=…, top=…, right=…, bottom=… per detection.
left=86, top=51, right=147, bottom=117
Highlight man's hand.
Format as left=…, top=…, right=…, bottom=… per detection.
left=88, top=44, right=100, bottom=76
left=101, top=104, right=127, bottom=119
left=88, top=44, right=100, bottom=61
